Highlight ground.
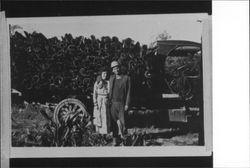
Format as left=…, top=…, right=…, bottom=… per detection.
left=11, top=103, right=199, bottom=147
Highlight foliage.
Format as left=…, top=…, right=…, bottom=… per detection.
left=156, top=30, right=172, bottom=41
left=12, top=104, right=113, bottom=146
left=149, top=30, right=172, bottom=48
left=12, top=103, right=199, bottom=147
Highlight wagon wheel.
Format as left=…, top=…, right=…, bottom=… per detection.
left=54, top=98, right=89, bottom=126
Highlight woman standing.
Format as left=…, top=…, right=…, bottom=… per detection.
left=93, top=68, right=110, bottom=134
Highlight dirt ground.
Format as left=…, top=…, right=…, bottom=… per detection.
left=127, top=128, right=198, bottom=146
left=11, top=104, right=199, bottom=147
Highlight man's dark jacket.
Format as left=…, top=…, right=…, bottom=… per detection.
left=109, top=74, right=131, bottom=107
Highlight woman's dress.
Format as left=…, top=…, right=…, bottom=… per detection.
left=93, top=80, right=110, bottom=134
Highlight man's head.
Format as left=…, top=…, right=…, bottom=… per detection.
left=111, top=61, right=120, bottom=75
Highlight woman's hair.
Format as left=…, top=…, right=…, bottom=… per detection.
left=97, top=67, right=109, bottom=81
left=96, top=72, right=108, bottom=89
left=96, top=67, right=109, bottom=83
left=99, top=66, right=109, bottom=74
left=96, top=75, right=102, bottom=83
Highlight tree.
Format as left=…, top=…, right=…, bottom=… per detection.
left=149, top=30, right=171, bottom=48
left=156, top=30, right=171, bottom=41
left=10, top=24, right=23, bottom=36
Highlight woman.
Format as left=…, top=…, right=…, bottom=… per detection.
left=93, top=68, right=110, bottom=134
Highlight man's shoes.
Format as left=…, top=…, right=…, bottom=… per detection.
left=112, top=137, right=119, bottom=146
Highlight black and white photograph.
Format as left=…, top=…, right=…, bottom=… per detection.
left=8, top=13, right=211, bottom=149
left=0, top=10, right=213, bottom=160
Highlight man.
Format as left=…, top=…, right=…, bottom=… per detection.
left=109, top=61, right=131, bottom=146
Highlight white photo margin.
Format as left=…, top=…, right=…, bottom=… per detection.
left=1, top=14, right=212, bottom=158
left=1, top=11, right=11, bottom=168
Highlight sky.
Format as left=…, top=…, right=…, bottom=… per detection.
left=7, top=13, right=208, bottom=45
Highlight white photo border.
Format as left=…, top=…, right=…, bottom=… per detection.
left=2, top=14, right=212, bottom=158
left=1, top=11, right=11, bottom=168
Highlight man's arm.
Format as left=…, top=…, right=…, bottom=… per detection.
left=109, top=76, right=113, bottom=101
left=125, top=76, right=131, bottom=110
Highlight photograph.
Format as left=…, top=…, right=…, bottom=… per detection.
left=8, top=14, right=210, bottom=149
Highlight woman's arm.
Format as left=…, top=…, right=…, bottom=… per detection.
left=107, top=81, right=110, bottom=94
left=93, top=82, right=98, bottom=107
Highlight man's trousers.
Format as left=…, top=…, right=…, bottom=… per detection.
left=110, top=101, right=126, bottom=138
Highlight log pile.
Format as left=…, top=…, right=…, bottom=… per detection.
left=10, top=32, right=149, bottom=103
left=10, top=31, right=201, bottom=104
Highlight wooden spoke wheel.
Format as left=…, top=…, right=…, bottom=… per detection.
left=53, top=98, right=89, bottom=126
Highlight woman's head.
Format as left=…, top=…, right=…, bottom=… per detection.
left=101, top=71, right=108, bottom=80
left=98, top=67, right=109, bottom=81
left=96, top=67, right=109, bottom=89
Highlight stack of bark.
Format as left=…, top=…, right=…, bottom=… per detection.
left=10, top=32, right=149, bottom=103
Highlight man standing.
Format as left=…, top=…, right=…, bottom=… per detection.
left=109, top=61, right=131, bottom=146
